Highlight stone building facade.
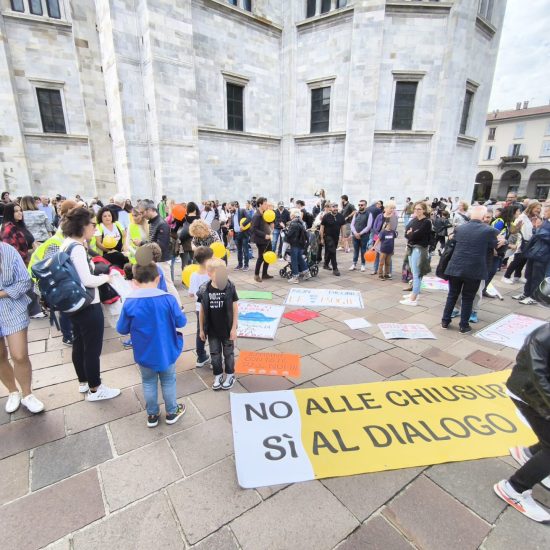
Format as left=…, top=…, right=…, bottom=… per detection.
left=0, top=0, right=506, bottom=204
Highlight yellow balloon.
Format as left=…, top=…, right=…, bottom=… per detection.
left=182, top=264, right=200, bottom=288
left=239, top=217, right=251, bottom=231
left=102, top=235, right=117, bottom=249
left=263, top=209, right=275, bottom=223
left=263, top=251, right=277, bottom=264
left=210, top=241, right=226, bottom=259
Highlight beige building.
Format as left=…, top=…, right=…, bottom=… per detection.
left=475, top=103, right=550, bottom=201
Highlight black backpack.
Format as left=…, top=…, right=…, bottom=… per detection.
left=436, top=239, right=456, bottom=280
left=32, top=242, right=94, bottom=316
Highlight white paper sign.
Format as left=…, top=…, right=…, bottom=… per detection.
left=378, top=323, right=436, bottom=340
left=237, top=302, right=285, bottom=340
left=421, top=277, right=449, bottom=291
left=475, top=313, right=546, bottom=349
left=285, top=288, right=364, bottom=309
left=343, top=318, right=372, bottom=330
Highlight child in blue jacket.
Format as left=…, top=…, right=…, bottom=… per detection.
left=117, top=258, right=187, bottom=427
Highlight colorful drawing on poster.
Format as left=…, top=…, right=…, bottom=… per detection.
left=343, top=318, right=372, bottom=330
left=283, top=309, right=320, bottom=323
left=421, top=277, right=449, bottom=291
left=236, top=351, right=301, bottom=377
left=237, top=302, right=285, bottom=339
left=230, top=371, right=535, bottom=488
left=238, top=290, right=273, bottom=300
left=378, top=323, right=436, bottom=340
left=284, top=288, right=364, bottom=309
left=475, top=313, right=546, bottom=349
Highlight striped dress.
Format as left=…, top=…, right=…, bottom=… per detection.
left=0, top=242, right=32, bottom=337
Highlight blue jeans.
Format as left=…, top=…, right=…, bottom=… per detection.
left=410, top=246, right=423, bottom=296
left=352, top=234, right=369, bottom=265
left=272, top=228, right=281, bottom=252
left=196, top=315, right=208, bottom=362
left=139, top=364, right=178, bottom=416
left=290, top=246, right=307, bottom=276
left=404, top=215, right=411, bottom=228
left=234, top=232, right=250, bottom=268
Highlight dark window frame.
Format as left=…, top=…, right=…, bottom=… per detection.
left=243, top=0, right=252, bottom=12
left=337, top=0, right=348, bottom=7
left=46, top=0, right=61, bottom=19
left=227, top=0, right=238, bottom=5
left=391, top=81, right=418, bottom=131
left=310, top=86, right=331, bottom=134
left=28, top=0, right=43, bottom=16
left=36, top=88, right=67, bottom=134
left=459, top=89, right=474, bottom=135
left=10, top=0, right=25, bottom=12
left=321, top=0, right=331, bottom=14
left=226, top=82, right=244, bottom=132
left=488, top=127, right=496, bottom=141
left=306, top=0, right=317, bottom=18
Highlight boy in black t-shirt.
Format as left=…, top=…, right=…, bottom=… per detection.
left=197, top=258, right=239, bottom=390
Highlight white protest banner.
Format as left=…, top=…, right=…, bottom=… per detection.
left=230, top=372, right=535, bottom=488
left=378, top=323, right=436, bottom=340
left=237, top=302, right=285, bottom=339
left=475, top=313, right=546, bottom=349
left=285, top=288, right=364, bottom=309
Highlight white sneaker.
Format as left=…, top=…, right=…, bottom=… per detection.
left=360, top=265, right=366, bottom=272
left=349, top=264, right=356, bottom=271
left=501, top=276, right=514, bottom=285
left=222, top=374, right=235, bottom=390
left=86, top=384, right=121, bottom=401
left=494, top=480, right=550, bottom=523
left=79, top=383, right=89, bottom=393
left=30, top=312, right=46, bottom=319
left=5, top=391, right=21, bottom=413
left=509, top=447, right=550, bottom=490
left=399, top=298, right=418, bottom=307
left=21, top=394, right=45, bottom=414
left=288, top=276, right=300, bottom=284
left=519, top=277, right=527, bottom=284
left=212, top=374, right=224, bottom=391
left=519, top=297, right=537, bottom=305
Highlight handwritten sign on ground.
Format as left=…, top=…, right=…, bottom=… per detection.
left=421, top=277, right=449, bottom=291
left=475, top=313, right=546, bottom=349
left=285, top=288, right=364, bottom=309
left=343, top=318, right=372, bottom=330
left=283, top=309, right=320, bottom=323
left=378, top=323, right=436, bottom=340
left=238, top=290, right=273, bottom=300
left=230, top=371, right=536, bottom=488
left=237, top=302, right=285, bottom=339
left=236, top=351, right=300, bottom=377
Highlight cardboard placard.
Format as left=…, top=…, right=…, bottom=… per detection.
left=283, top=309, right=320, bottom=323
left=236, top=351, right=301, bottom=377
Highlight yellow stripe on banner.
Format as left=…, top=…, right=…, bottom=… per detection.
left=294, top=371, right=536, bottom=480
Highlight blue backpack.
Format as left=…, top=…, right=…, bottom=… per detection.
left=31, top=242, right=94, bottom=316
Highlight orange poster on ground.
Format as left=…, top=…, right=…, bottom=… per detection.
left=236, top=351, right=301, bottom=377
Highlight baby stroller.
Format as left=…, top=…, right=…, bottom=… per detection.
left=279, top=229, right=320, bottom=279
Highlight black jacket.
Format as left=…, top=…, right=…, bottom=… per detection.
left=445, top=220, right=498, bottom=281
left=275, top=207, right=290, bottom=228
left=196, top=279, right=237, bottom=337
left=285, top=218, right=308, bottom=248
left=507, top=323, right=550, bottom=419
left=149, top=214, right=171, bottom=261
left=251, top=211, right=271, bottom=245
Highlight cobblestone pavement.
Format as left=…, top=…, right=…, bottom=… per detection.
left=1, top=241, right=550, bottom=550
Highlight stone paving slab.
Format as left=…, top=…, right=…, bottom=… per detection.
left=192, top=526, right=240, bottom=550
left=0, top=451, right=29, bottom=505
left=413, top=357, right=456, bottom=377
left=0, top=469, right=104, bottom=550
left=32, top=362, right=78, bottom=389
left=72, top=492, right=184, bottom=550
left=359, top=352, right=410, bottom=377
left=31, top=425, right=112, bottom=490
left=168, top=457, right=261, bottom=544
left=322, top=467, right=424, bottom=522
left=338, top=515, right=415, bottom=550
left=313, top=363, right=383, bottom=387
left=467, top=350, right=511, bottom=371
left=169, top=414, right=234, bottom=476
left=383, top=475, right=491, bottom=550
left=287, top=355, right=332, bottom=385
left=231, top=481, right=359, bottom=550
left=101, top=364, right=142, bottom=390
left=239, top=374, right=295, bottom=392
left=64, top=389, right=142, bottom=435
left=0, top=408, right=65, bottom=460
left=100, top=440, right=182, bottom=511
left=311, top=340, right=377, bottom=370
left=304, top=329, right=352, bottom=349
left=108, top=398, right=203, bottom=455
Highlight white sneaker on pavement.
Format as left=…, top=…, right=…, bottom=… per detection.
left=5, top=391, right=21, bottom=413
left=21, top=394, right=45, bottom=413
left=360, top=265, right=366, bottom=272
left=212, top=374, right=224, bottom=391
left=494, top=480, right=550, bottom=523
left=399, top=298, right=418, bottom=307
left=79, top=383, right=89, bottom=393
left=519, top=277, right=527, bottom=284
left=509, top=446, right=550, bottom=490
left=501, top=276, right=514, bottom=285
left=349, top=264, right=356, bottom=271
left=86, top=384, right=121, bottom=402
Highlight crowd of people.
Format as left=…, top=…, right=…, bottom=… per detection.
left=0, top=187, right=549, bottom=524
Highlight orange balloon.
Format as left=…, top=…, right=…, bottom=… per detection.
left=364, top=249, right=376, bottom=263
left=172, top=204, right=187, bottom=221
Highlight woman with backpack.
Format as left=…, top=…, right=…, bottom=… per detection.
left=61, top=207, right=120, bottom=401
left=0, top=241, right=45, bottom=414
left=95, top=206, right=128, bottom=268
left=285, top=209, right=312, bottom=284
